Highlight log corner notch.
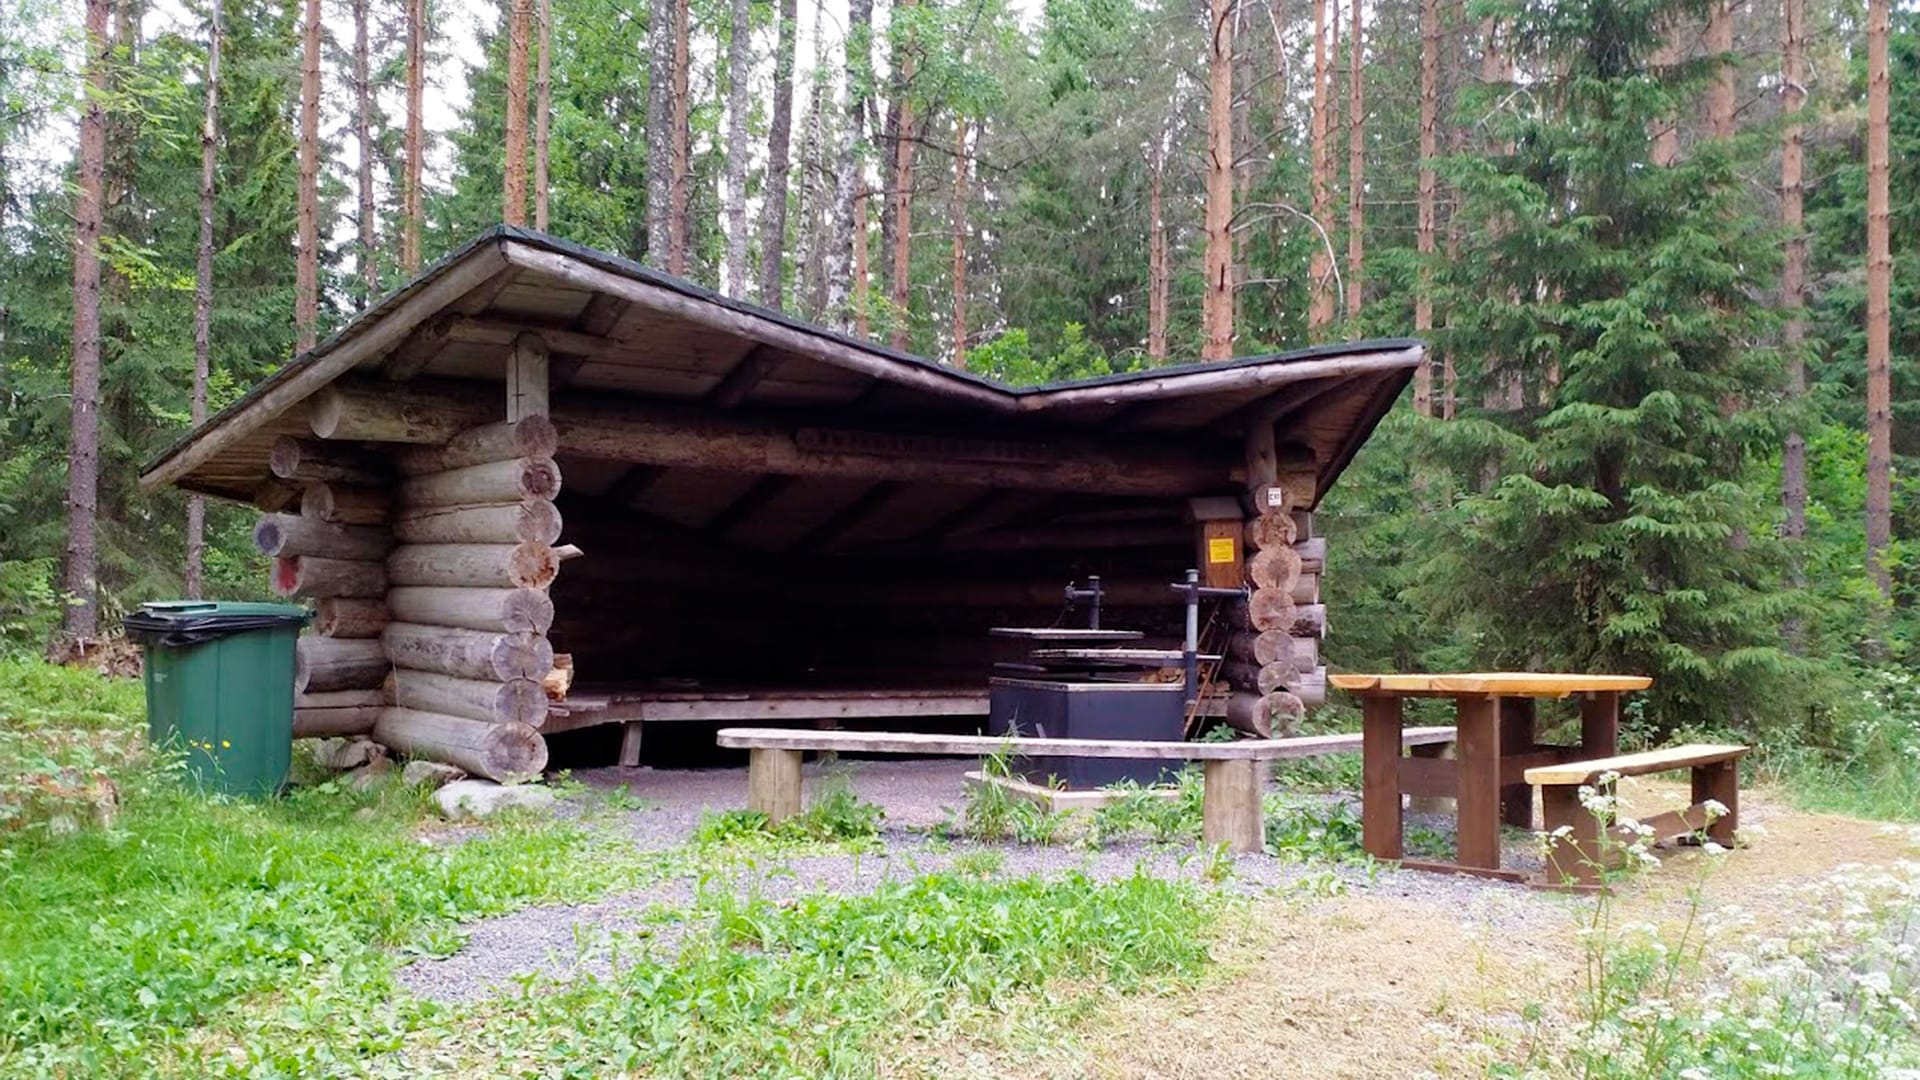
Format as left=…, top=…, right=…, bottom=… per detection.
left=1225, top=405, right=1328, bottom=738
left=368, top=335, right=560, bottom=784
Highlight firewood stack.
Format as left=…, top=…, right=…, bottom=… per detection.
left=1222, top=484, right=1328, bottom=737
left=260, top=437, right=394, bottom=740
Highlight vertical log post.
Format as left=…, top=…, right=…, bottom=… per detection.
left=1200, top=758, right=1264, bottom=852
left=1361, top=695, right=1404, bottom=860
left=747, top=747, right=804, bottom=822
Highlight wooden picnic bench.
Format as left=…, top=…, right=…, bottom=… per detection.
left=713, top=725, right=1459, bottom=853
left=1332, top=672, right=1653, bottom=882
left=1527, top=742, right=1748, bottom=887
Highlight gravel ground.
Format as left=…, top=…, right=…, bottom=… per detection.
left=395, top=758, right=1572, bottom=1004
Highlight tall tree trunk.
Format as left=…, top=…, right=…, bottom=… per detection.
left=823, top=0, right=873, bottom=327
left=799, top=61, right=831, bottom=316
left=1780, top=0, right=1807, bottom=545
left=668, top=0, right=690, bottom=274
left=504, top=0, right=532, bottom=225
left=64, top=0, right=110, bottom=640
left=1147, top=134, right=1168, bottom=362
left=1345, top=0, right=1363, bottom=323
left=1650, top=24, right=1679, bottom=166
left=1705, top=0, right=1734, bottom=139
left=1412, top=0, right=1437, bottom=415
left=1307, top=0, right=1333, bottom=337
left=721, top=0, right=751, bottom=295
left=354, top=0, right=378, bottom=298
left=885, top=0, right=917, bottom=351
left=535, top=0, right=551, bottom=229
left=1200, top=0, right=1234, bottom=361
left=756, top=0, right=799, bottom=306
left=1866, top=0, right=1893, bottom=599
left=404, top=0, right=424, bottom=272
left=950, top=119, right=969, bottom=368
left=646, top=0, right=673, bottom=262
left=188, top=1, right=221, bottom=600
left=853, top=184, right=870, bottom=335
left=297, top=0, right=321, bottom=353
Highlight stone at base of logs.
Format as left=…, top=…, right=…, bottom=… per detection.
left=373, top=707, right=547, bottom=783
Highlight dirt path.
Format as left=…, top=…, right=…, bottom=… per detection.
left=957, top=778, right=1916, bottom=1078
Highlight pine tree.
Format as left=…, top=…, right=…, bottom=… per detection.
left=296, top=0, right=321, bottom=352
left=63, top=0, right=111, bottom=640
left=187, top=0, right=222, bottom=599
left=1780, top=0, right=1807, bottom=545
left=1866, top=0, right=1893, bottom=599
left=721, top=0, right=752, bottom=296
left=1424, top=0, right=1790, bottom=729
left=1200, top=0, right=1233, bottom=360
left=535, top=0, right=552, bottom=229
left=404, top=0, right=425, bottom=270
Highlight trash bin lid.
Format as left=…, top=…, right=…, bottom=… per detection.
left=126, top=600, right=312, bottom=647
left=137, top=600, right=311, bottom=619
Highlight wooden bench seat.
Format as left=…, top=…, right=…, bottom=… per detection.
left=1525, top=742, right=1748, bottom=886
left=715, top=725, right=1459, bottom=853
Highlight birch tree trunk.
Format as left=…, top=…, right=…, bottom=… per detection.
left=1780, top=0, right=1807, bottom=544
left=404, top=0, right=424, bottom=272
left=504, top=0, right=532, bottom=226
left=823, top=0, right=873, bottom=328
left=354, top=0, right=378, bottom=298
left=65, top=0, right=110, bottom=639
left=297, top=0, right=321, bottom=353
left=1412, top=0, right=1437, bottom=415
left=1200, top=0, right=1234, bottom=361
left=950, top=119, right=970, bottom=367
left=188, top=2, right=221, bottom=599
left=668, top=0, right=691, bottom=274
left=722, top=0, right=752, bottom=296
left=757, top=0, right=800, bottom=306
left=645, top=0, right=674, bottom=262
left=1866, top=0, right=1893, bottom=599
left=535, top=0, right=551, bottom=229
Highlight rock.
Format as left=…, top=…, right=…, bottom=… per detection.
left=434, top=779, right=558, bottom=820
left=345, top=756, right=394, bottom=792
left=401, top=760, right=467, bottom=790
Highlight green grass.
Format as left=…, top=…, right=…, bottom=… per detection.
left=0, top=658, right=1227, bottom=1076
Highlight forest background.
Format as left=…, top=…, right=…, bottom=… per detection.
left=1, top=0, right=1916, bottom=809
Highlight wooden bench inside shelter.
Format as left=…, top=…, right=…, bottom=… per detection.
left=714, top=725, right=1458, bottom=853
left=1526, top=742, right=1748, bottom=887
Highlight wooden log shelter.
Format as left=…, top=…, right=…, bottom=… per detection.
left=141, top=227, right=1421, bottom=783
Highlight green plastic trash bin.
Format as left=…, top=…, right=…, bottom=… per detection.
left=124, top=600, right=313, bottom=798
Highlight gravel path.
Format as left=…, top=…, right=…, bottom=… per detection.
left=395, top=759, right=1574, bottom=1004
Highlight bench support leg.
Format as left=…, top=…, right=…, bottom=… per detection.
left=1202, top=758, right=1264, bottom=853
left=618, top=721, right=644, bottom=768
left=1455, top=695, right=1503, bottom=869
left=1540, top=784, right=1603, bottom=887
left=1691, top=760, right=1738, bottom=846
left=747, top=748, right=804, bottom=823
left=1361, top=696, right=1404, bottom=859
left=1499, top=698, right=1536, bottom=830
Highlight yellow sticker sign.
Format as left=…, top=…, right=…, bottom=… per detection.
left=1207, top=536, right=1237, bottom=564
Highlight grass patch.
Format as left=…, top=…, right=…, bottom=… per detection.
left=423, top=869, right=1218, bottom=1077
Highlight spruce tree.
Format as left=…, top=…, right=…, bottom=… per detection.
left=1419, top=0, right=1795, bottom=732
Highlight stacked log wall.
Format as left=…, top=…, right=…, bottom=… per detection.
left=372, top=416, right=557, bottom=782
left=258, top=437, right=396, bottom=739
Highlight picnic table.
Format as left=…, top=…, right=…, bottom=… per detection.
left=1330, top=672, right=1653, bottom=881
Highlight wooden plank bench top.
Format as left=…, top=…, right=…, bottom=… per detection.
left=1524, top=743, right=1748, bottom=786
left=1331, top=672, right=1653, bottom=698
left=718, top=725, right=1459, bottom=855
left=715, top=725, right=1457, bottom=761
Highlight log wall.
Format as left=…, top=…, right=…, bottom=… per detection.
left=259, top=437, right=396, bottom=739
left=373, top=418, right=556, bottom=782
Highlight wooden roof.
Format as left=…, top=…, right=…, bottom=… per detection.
left=142, top=228, right=1422, bottom=521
